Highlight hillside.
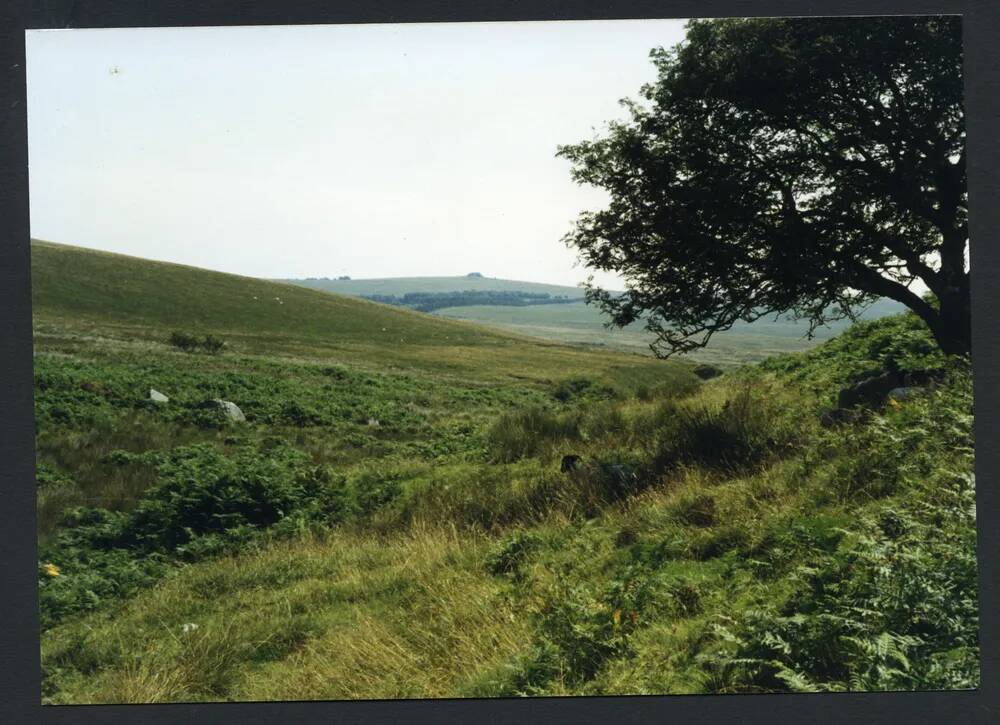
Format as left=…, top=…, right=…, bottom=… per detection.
left=32, top=241, right=977, bottom=703
left=30, top=240, right=674, bottom=382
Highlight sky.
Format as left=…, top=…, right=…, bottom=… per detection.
left=26, top=19, right=690, bottom=288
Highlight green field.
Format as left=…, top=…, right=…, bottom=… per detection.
left=434, top=300, right=903, bottom=364
left=33, top=240, right=977, bottom=703
left=283, top=273, right=905, bottom=365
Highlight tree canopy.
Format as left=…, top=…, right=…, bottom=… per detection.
left=558, top=16, right=969, bottom=356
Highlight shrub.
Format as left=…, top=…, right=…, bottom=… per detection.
left=168, top=331, right=227, bottom=354
left=201, top=335, right=226, bottom=355
left=168, top=331, right=201, bottom=352
left=651, top=385, right=795, bottom=473
left=126, top=443, right=345, bottom=551
left=486, top=407, right=581, bottom=463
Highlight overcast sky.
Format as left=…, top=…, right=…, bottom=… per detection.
left=26, top=19, right=689, bottom=288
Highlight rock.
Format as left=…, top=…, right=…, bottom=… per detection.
left=887, top=386, right=920, bottom=402
left=149, top=388, right=169, bottom=403
left=837, top=371, right=904, bottom=409
left=560, top=454, right=582, bottom=473
left=200, top=399, right=246, bottom=422
left=693, top=364, right=723, bottom=380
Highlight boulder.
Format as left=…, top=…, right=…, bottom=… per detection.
left=200, top=399, right=246, bottom=422
left=887, top=386, right=921, bottom=402
left=149, top=388, right=169, bottom=403
left=837, top=371, right=904, bottom=409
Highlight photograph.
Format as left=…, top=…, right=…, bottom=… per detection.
left=26, top=14, right=978, bottom=704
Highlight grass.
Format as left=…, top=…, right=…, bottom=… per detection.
left=434, top=299, right=906, bottom=365
left=32, top=241, right=978, bottom=702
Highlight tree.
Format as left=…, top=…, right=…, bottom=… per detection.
left=558, top=16, right=969, bottom=357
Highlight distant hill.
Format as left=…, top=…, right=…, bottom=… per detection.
left=282, top=275, right=589, bottom=299
left=282, top=272, right=907, bottom=365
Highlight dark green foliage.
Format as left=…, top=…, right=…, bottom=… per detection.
left=38, top=507, right=166, bottom=629
left=552, top=377, right=616, bottom=403
left=37, top=442, right=352, bottom=628
left=486, top=531, right=541, bottom=578
left=169, top=332, right=227, bottom=354
left=693, top=365, right=722, bottom=380
left=127, top=443, right=345, bottom=551
left=201, top=335, right=226, bottom=355
left=533, top=566, right=670, bottom=685
left=709, top=488, right=978, bottom=692
left=169, top=331, right=201, bottom=352
left=559, top=17, right=969, bottom=357
left=759, top=310, right=952, bottom=405
left=35, top=463, right=76, bottom=489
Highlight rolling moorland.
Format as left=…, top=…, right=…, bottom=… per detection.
left=283, top=275, right=906, bottom=365
left=34, top=239, right=977, bottom=702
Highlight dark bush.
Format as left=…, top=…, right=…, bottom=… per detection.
left=169, top=331, right=200, bottom=352
left=127, top=444, right=345, bottom=551
left=201, top=335, right=226, bottom=354
left=168, top=331, right=227, bottom=354
left=693, top=364, right=723, bottom=380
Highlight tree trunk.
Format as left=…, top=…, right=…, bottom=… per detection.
left=925, top=287, right=972, bottom=357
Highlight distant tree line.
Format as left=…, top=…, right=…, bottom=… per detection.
left=363, top=290, right=578, bottom=313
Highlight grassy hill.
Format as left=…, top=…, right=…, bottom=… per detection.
left=32, top=241, right=977, bottom=702
left=31, top=240, right=675, bottom=383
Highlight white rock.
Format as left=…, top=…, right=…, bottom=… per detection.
left=210, top=399, right=246, bottom=422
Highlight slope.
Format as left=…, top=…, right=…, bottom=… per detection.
left=29, top=240, right=676, bottom=382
